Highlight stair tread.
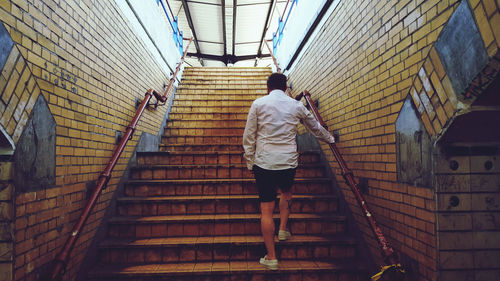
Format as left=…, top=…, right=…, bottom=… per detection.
left=178, top=85, right=266, bottom=87
left=180, top=77, right=268, bottom=79
left=89, top=259, right=365, bottom=276
left=166, top=118, right=247, bottom=120
left=109, top=213, right=346, bottom=223
left=139, top=150, right=319, bottom=154
left=169, top=112, right=247, bottom=114
left=160, top=142, right=243, bottom=145
left=140, top=150, right=245, bottom=154
left=117, top=194, right=336, bottom=202
left=165, top=126, right=245, bottom=129
left=171, top=104, right=251, bottom=106
left=127, top=177, right=331, bottom=184
left=99, top=235, right=357, bottom=247
left=132, top=163, right=323, bottom=168
left=176, top=94, right=264, bottom=96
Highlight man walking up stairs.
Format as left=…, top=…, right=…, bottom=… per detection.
left=243, top=73, right=336, bottom=271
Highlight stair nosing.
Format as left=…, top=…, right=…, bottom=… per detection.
left=131, top=163, right=325, bottom=169
left=88, top=259, right=367, bottom=277
left=126, top=178, right=331, bottom=184
left=138, top=150, right=319, bottom=154
left=168, top=117, right=247, bottom=122
left=108, top=213, right=347, bottom=224
left=98, top=235, right=357, bottom=248
left=164, top=126, right=244, bottom=129
left=116, top=194, right=337, bottom=202
left=160, top=142, right=243, bottom=145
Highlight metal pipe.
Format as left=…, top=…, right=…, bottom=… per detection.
left=159, top=0, right=174, bottom=30
left=180, top=0, right=202, bottom=58
left=165, top=0, right=175, bottom=19
left=232, top=0, right=237, bottom=57
left=256, top=0, right=276, bottom=59
left=296, top=90, right=398, bottom=265
left=221, top=0, right=227, bottom=57
left=155, top=37, right=193, bottom=103
left=47, top=37, right=194, bottom=281
left=264, top=39, right=281, bottom=73
left=274, top=0, right=291, bottom=36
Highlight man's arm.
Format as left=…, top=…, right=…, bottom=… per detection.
left=299, top=104, right=335, bottom=143
left=243, top=102, right=258, bottom=170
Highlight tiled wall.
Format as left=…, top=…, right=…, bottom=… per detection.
left=0, top=158, right=13, bottom=281
left=0, top=0, right=174, bottom=280
left=286, top=0, right=500, bottom=280
left=435, top=144, right=500, bottom=280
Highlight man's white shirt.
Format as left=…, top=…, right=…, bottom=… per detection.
left=243, top=89, right=335, bottom=170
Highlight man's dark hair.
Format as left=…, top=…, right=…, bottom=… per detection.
left=267, top=73, right=287, bottom=91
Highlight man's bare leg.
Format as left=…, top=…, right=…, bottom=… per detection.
left=279, top=191, right=292, bottom=231
left=260, top=201, right=276, bottom=259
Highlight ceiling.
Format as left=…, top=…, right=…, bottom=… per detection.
left=163, top=0, right=290, bottom=67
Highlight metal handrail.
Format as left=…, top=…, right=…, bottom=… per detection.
left=295, top=90, right=405, bottom=279
left=272, top=0, right=297, bottom=53
left=264, top=39, right=281, bottom=73
left=47, top=38, right=193, bottom=281
left=159, top=0, right=184, bottom=53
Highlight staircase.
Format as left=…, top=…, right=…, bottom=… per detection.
left=88, top=67, right=368, bottom=281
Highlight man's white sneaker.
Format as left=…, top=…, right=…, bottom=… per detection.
left=278, top=230, right=291, bottom=241
left=259, top=255, right=278, bottom=270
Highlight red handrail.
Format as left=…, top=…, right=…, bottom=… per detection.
left=47, top=38, right=193, bottom=281
left=295, top=91, right=404, bottom=278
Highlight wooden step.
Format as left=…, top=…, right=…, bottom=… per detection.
left=130, top=164, right=325, bottom=180
left=124, top=178, right=333, bottom=197
left=116, top=195, right=338, bottom=216
left=98, top=235, right=357, bottom=264
left=181, top=71, right=270, bottom=76
left=174, top=94, right=263, bottom=100
left=170, top=106, right=250, bottom=113
left=166, top=120, right=247, bottom=129
left=183, top=71, right=270, bottom=74
left=177, top=87, right=266, bottom=92
left=178, top=81, right=266, bottom=86
left=163, top=127, right=244, bottom=137
left=88, top=260, right=367, bottom=281
left=159, top=143, right=243, bottom=152
left=183, top=69, right=271, bottom=73
left=184, top=68, right=271, bottom=73
left=168, top=112, right=250, bottom=120
left=183, top=67, right=271, bottom=74
left=161, top=135, right=244, bottom=145
left=180, top=77, right=269, bottom=82
left=137, top=151, right=322, bottom=165
left=175, top=89, right=263, bottom=97
left=107, top=214, right=347, bottom=238
left=178, top=83, right=267, bottom=88
left=172, top=100, right=254, bottom=107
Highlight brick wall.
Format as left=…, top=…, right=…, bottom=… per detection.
left=0, top=159, right=13, bottom=281
left=286, top=0, right=500, bottom=280
left=0, top=0, right=175, bottom=280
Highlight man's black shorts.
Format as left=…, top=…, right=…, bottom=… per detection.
left=253, top=165, right=297, bottom=202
